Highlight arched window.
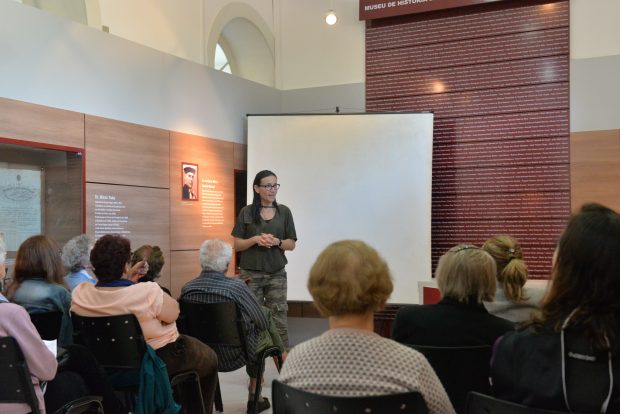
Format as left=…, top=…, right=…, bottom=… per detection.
left=214, top=43, right=232, bottom=74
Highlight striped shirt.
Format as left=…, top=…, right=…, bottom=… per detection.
left=180, top=270, right=268, bottom=371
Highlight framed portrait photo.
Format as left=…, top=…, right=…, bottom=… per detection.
left=181, top=162, right=198, bottom=201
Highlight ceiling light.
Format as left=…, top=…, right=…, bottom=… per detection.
left=325, top=10, right=337, bottom=25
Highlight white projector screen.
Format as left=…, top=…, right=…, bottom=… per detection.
left=247, top=113, right=433, bottom=304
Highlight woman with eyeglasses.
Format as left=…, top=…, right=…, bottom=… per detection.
left=490, top=203, right=620, bottom=412
left=231, top=170, right=297, bottom=352
left=392, top=244, right=514, bottom=347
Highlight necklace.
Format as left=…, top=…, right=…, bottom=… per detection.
left=261, top=205, right=275, bottom=208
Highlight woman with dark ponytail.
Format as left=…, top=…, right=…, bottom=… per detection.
left=231, top=170, right=297, bottom=351
left=482, top=235, right=546, bottom=323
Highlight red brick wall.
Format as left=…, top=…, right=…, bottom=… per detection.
left=365, top=0, right=569, bottom=278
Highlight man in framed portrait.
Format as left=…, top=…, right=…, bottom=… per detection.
left=182, top=165, right=197, bottom=200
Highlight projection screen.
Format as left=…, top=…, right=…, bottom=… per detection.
left=247, top=113, right=433, bottom=304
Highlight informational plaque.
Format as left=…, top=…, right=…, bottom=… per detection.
left=93, top=194, right=130, bottom=239
left=201, top=178, right=225, bottom=228
left=0, top=168, right=42, bottom=250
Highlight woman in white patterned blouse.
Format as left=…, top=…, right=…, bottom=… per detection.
left=279, top=240, right=455, bottom=414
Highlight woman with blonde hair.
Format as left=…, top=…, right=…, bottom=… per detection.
left=482, top=235, right=545, bottom=323
left=279, top=240, right=455, bottom=414
left=392, top=244, right=514, bottom=347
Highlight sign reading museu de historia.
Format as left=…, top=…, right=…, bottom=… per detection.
left=359, top=0, right=504, bottom=20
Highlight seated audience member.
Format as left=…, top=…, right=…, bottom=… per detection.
left=180, top=239, right=284, bottom=413
left=392, top=245, right=514, bottom=346
left=71, top=234, right=219, bottom=413
left=279, top=240, right=455, bottom=414
left=131, top=244, right=171, bottom=295
left=7, top=235, right=73, bottom=346
left=482, top=235, right=546, bottom=323
left=491, top=203, right=620, bottom=412
left=62, top=234, right=96, bottom=291
left=0, top=295, right=127, bottom=413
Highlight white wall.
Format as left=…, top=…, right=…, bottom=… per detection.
left=570, top=0, right=620, bottom=59
left=278, top=0, right=365, bottom=90
left=99, top=0, right=204, bottom=64
left=0, top=0, right=280, bottom=143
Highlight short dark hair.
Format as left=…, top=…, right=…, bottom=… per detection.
left=184, top=166, right=196, bottom=174
left=90, top=234, right=131, bottom=282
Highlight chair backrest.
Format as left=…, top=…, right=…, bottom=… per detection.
left=179, top=300, right=250, bottom=360
left=53, top=395, right=104, bottom=414
left=407, top=344, right=492, bottom=413
left=0, top=336, right=41, bottom=414
left=29, top=310, right=63, bottom=340
left=272, top=380, right=428, bottom=414
left=71, top=313, right=146, bottom=369
left=465, top=392, right=575, bottom=414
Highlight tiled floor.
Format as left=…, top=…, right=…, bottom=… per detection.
left=216, top=317, right=328, bottom=414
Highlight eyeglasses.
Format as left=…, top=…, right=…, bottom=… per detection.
left=258, top=184, right=280, bottom=191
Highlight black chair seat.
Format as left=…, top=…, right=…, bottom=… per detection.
left=53, top=395, right=104, bottom=414
left=179, top=300, right=283, bottom=414
left=72, top=312, right=205, bottom=413
left=465, top=392, right=582, bottom=414
left=0, top=336, right=41, bottom=414
left=29, top=310, right=63, bottom=341
left=407, top=344, right=492, bottom=413
left=272, top=380, right=429, bottom=414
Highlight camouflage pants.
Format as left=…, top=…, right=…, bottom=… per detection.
left=240, top=268, right=289, bottom=349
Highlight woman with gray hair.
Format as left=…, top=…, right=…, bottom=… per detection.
left=62, top=234, right=96, bottom=291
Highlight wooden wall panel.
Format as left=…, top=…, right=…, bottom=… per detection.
left=570, top=130, right=620, bottom=213
left=85, top=183, right=171, bottom=290
left=367, top=28, right=568, bottom=75
left=0, top=97, right=84, bottom=149
left=233, top=143, right=247, bottom=171
left=85, top=116, right=169, bottom=188
left=170, top=132, right=235, bottom=251
left=366, top=0, right=570, bottom=279
left=169, top=250, right=236, bottom=298
left=367, top=56, right=568, bottom=100
left=169, top=250, right=201, bottom=298
left=366, top=1, right=568, bottom=51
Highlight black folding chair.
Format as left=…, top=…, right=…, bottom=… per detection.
left=53, top=395, right=104, bottom=414
left=29, top=310, right=63, bottom=340
left=72, top=312, right=205, bottom=413
left=179, top=300, right=283, bottom=414
left=408, top=344, right=492, bottom=413
left=272, top=379, right=428, bottom=414
left=465, top=392, right=578, bottom=414
left=0, top=336, right=42, bottom=414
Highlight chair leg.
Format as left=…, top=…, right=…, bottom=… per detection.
left=273, top=352, right=283, bottom=373
left=250, top=360, right=267, bottom=414
left=214, top=377, right=224, bottom=413
left=171, top=371, right=206, bottom=414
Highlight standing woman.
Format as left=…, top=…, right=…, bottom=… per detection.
left=232, top=170, right=297, bottom=349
